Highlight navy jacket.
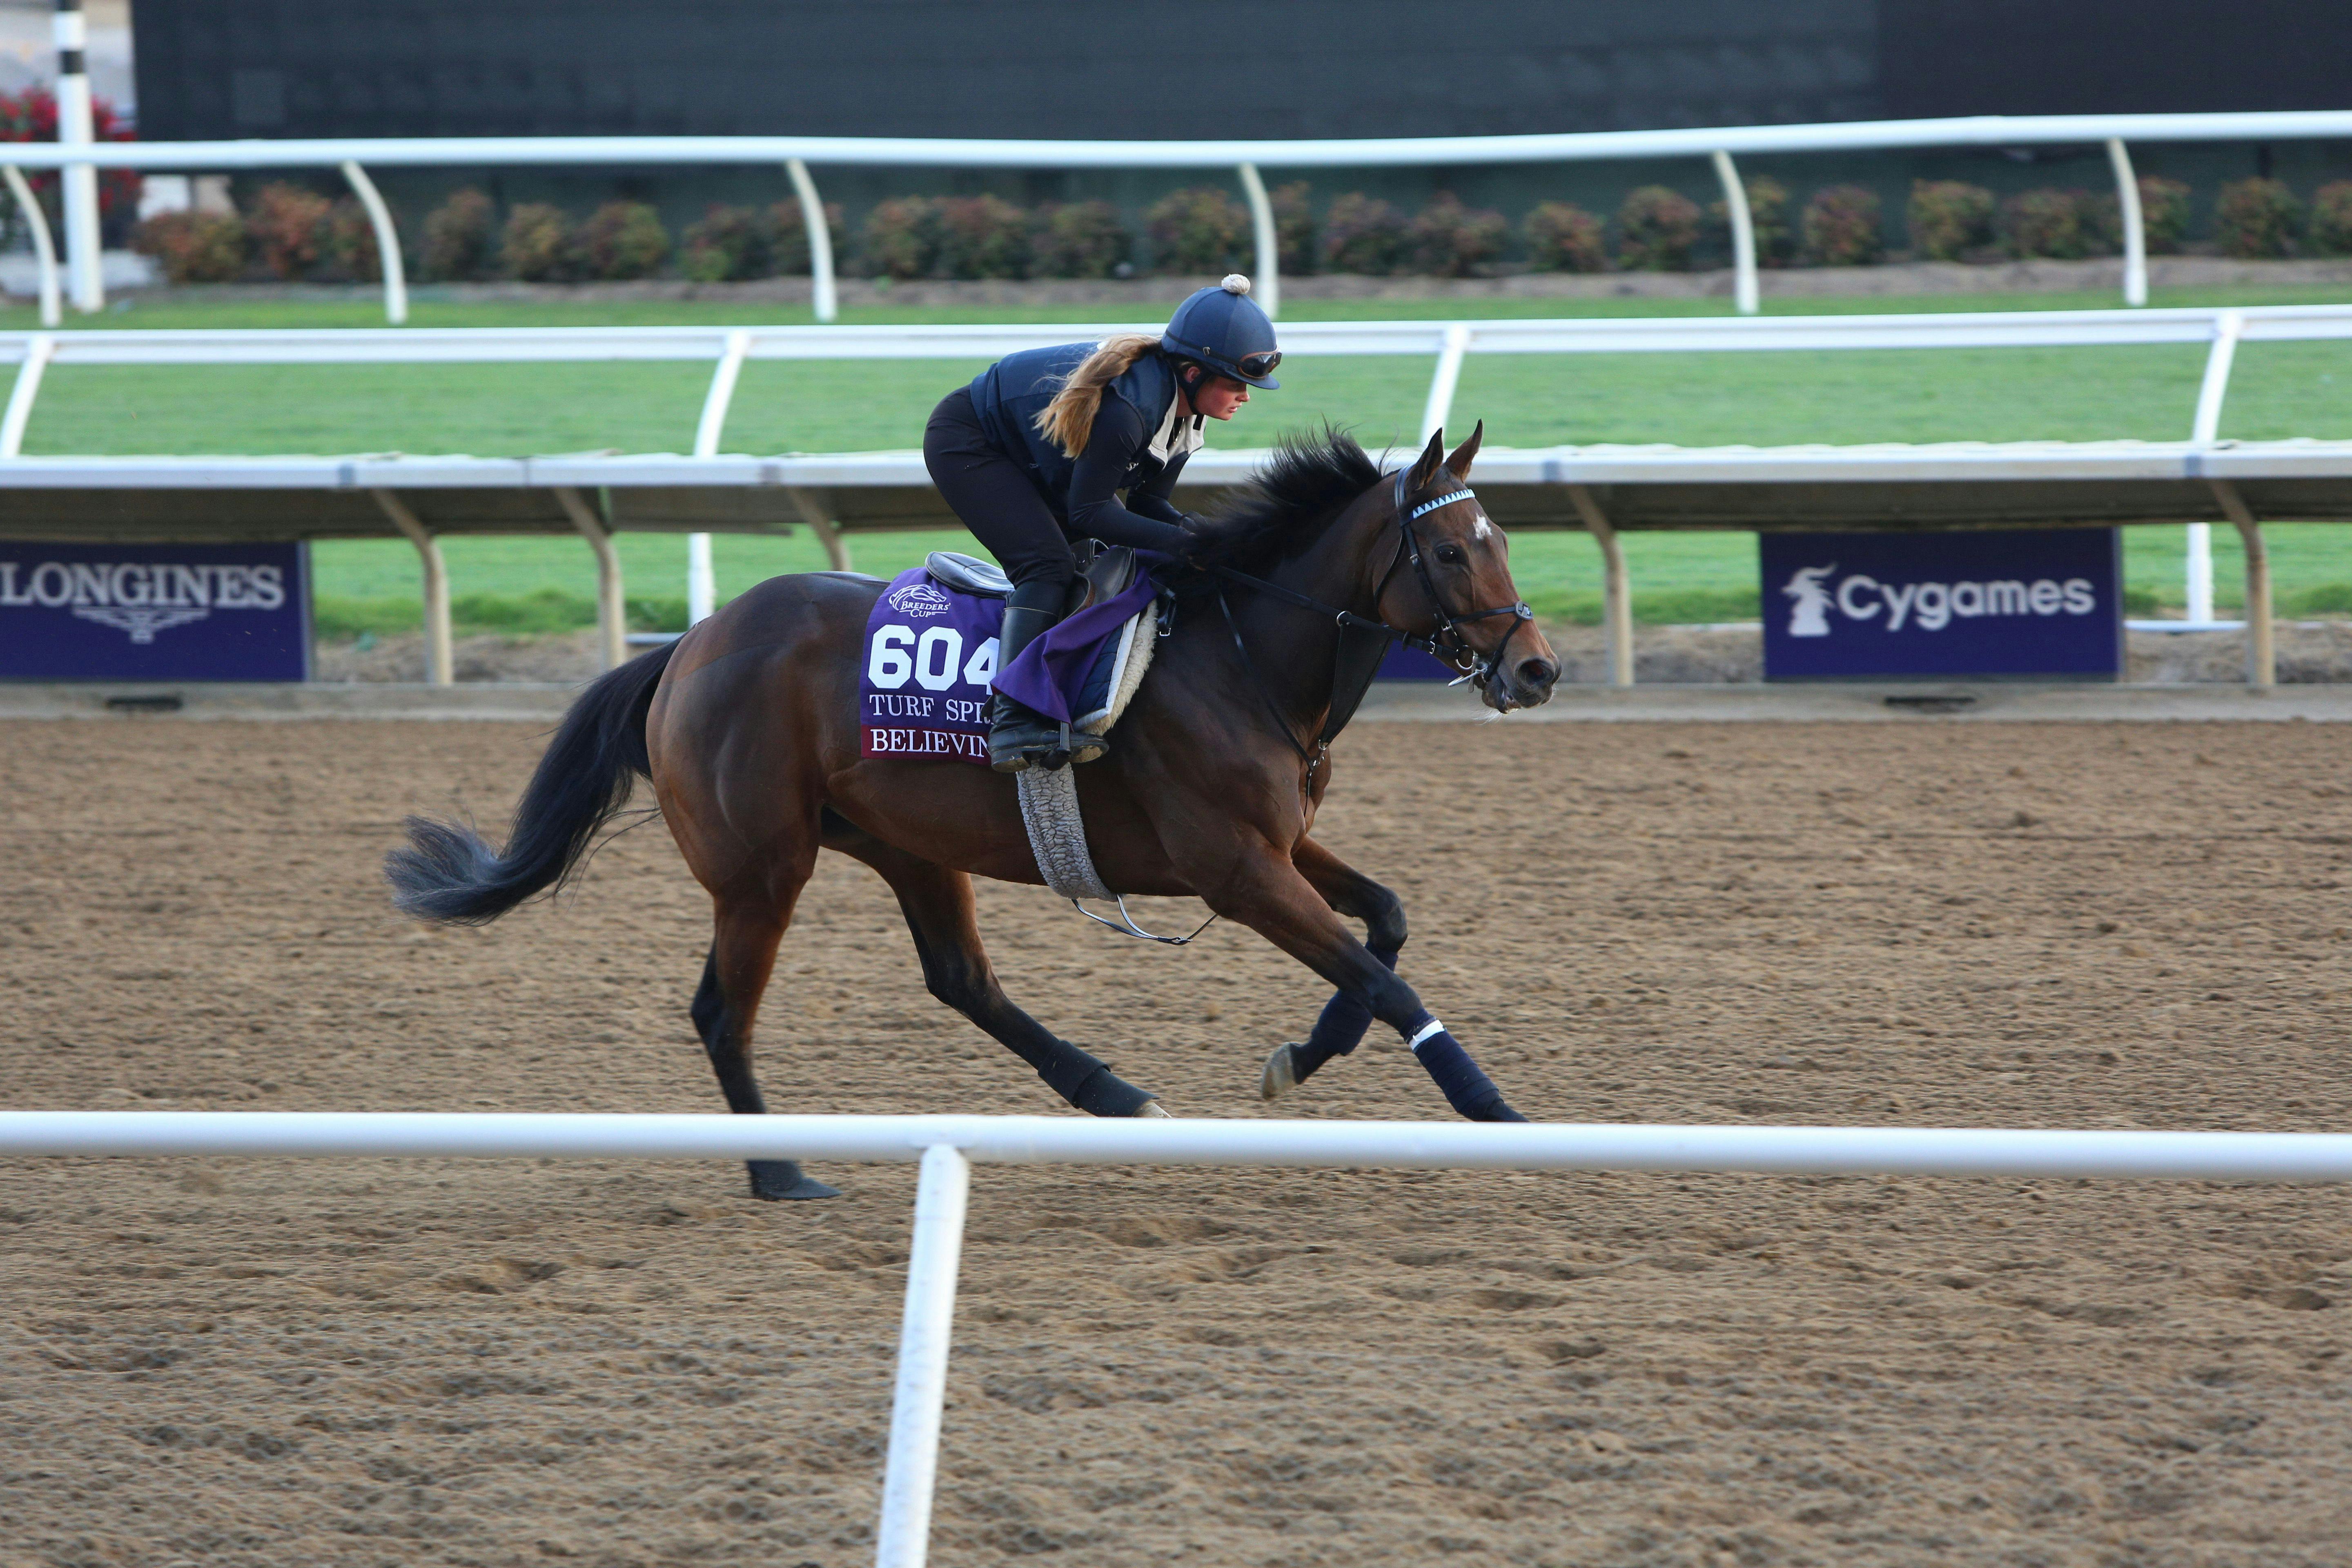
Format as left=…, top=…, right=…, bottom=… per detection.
left=966, top=342, right=1196, bottom=552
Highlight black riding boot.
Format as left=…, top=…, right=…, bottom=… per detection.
left=989, top=581, right=1067, bottom=774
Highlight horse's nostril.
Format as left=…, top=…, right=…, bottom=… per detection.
left=1517, top=657, right=1558, bottom=689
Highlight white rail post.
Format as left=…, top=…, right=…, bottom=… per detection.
left=373, top=490, right=453, bottom=686
left=556, top=486, right=628, bottom=670
left=1710, top=150, right=1759, bottom=316
left=2187, top=309, right=2243, bottom=626
left=2211, top=480, right=2272, bottom=687
left=873, top=1143, right=972, bottom=1568
left=2, top=165, right=61, bottom=327
left=0, top=332, right=55, bottom=457
left=1236, top=163, right=1279, bottom=321
left=1567, top=483, right=1634, bottom=688
left=786, top=158, right=837, bottom=325
left=1419, top=324, right=1471, bottom=442
left=688, top=329, right=753, bottom=624
left=2106, top=138, right=2147, bottom=308
left=339, top=160, right=409, bottom=325
left=52, top=0, right=100, bottom=314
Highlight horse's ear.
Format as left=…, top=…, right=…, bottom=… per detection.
left=1444, top=419, right=1483, bottom=481
left=1405, top=429, right=1447, bottom=494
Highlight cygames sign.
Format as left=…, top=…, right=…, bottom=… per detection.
left=1760, top=528, right=2122, bottom=681
left=0, top=541, right=312, bottom=681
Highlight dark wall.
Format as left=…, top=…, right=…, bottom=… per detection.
left=1878, top=0, right=2352, bottom=117
left=132, top=1, right=1882, bottom=141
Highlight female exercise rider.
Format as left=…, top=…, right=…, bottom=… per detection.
left=922, top=273, right=1281, bottom=772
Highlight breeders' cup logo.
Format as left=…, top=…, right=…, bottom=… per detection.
left=0, top=559, right=286, bottom=643
left=884, top=581, right=953, bottom=619
left=1782, top=563, right=2098, bottom=637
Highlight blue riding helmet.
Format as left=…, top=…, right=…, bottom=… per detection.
left=1161, top=274, right=1282, bottom=390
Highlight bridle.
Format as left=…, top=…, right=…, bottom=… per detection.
left=1210, top=466, right=1536, bottom=793
left=1377, top=466, right=1537, bottom=686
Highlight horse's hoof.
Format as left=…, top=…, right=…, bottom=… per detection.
left=748, top=1160, right=841, bottom=1201
left=1136, top=1099, right=1172, bottom=1118
left=1261, top=1043, right=1301, bottom=1102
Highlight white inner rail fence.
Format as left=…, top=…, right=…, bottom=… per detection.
left=5, top=1109, right=2352, bottom=1568
left=2, top=302, right=2339, bottom=632
left=5, top=110, right=2352, bottom=327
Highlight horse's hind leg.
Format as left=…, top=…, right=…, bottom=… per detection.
left=693, top=892, right=840, bottom=1200
left=844, top=840, right=1166, bottom=1117
left=1262, top=835, right=1408, bottom=1101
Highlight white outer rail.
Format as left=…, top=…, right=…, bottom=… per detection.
left=18, top=109, right=2352, bottom=321
left=0, top=305, right=2330, bottom=646
left=7, top=1108, right=2352, bottom=1568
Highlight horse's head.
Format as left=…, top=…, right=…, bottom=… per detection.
left=1376, top=423, right=1560, bottom=713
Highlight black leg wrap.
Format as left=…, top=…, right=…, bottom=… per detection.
left=1034, top=1046, right=1155, bottom=1117
left=1065, top=1061, right=1157, bottom=1118
left=1412, top=1027, right=1525, bottom=1122
left=1292, top=944, right=1400, bottom=1085
left=747, top=1159, right=842, bottom=1201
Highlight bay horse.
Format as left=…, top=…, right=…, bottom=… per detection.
left=385, top=424, right=1561, bottom=1198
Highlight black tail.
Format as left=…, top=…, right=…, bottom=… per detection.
left=385, top=641, right=678, bottom=925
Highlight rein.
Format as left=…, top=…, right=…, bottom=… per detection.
left=1208, top=467, right=1534, bottom=793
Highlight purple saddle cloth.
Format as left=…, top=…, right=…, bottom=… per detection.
left=858, top=565, right=1161, bottom=766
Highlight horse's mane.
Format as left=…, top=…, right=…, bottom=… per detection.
left=1185, top=426, right=1383, bottom=573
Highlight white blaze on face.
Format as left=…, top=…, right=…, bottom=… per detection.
left=1471, top=514, right=1495, bottom=542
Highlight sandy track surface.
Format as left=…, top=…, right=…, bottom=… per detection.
left=3, top=716, right=2351, bottom=1568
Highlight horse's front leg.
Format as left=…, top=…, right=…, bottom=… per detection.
left=1192, top=835, right=1525, bottom=1123
left=1261, top=836, right=1406, bottom=1101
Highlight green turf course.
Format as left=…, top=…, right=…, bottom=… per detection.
left=8, top=285, right=2347, bottom=631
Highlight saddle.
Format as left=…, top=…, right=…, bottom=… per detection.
left=926, top=546, right=1140, bottom=619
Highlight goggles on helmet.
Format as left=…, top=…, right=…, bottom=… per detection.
left=1232, top=350, right=1283, bottom=380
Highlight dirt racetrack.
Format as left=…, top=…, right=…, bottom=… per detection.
left=5, top=714, right=2352, bottom=1568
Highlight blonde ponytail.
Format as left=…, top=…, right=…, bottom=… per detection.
left=1033, top=335, right=1162, bottom=458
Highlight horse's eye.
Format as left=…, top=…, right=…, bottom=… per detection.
left=1436, top=544, right=1466, bottom=565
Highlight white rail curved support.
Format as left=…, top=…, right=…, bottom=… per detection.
left=2, top=165, right=60, bottom=327
left=2107, top=139, right=2147, bottom=308
left=785, top=158, right=837, bottom=324
left=1236, top=163, right=1278, bottom=320
left=1420, top=323, right=1472, bottom=442
left=688, top=328, right=754, bottom=623
left=338, top=160, right=409, bottom=325
left=555, top=486, right=627, bottom=670
left=2185, top=308, right=2247, bottom=625
left=875, top=1144, right=971, bottom=1568
left=1711, top=150, right=1758, bottom=316
left=695, top=329, right=752, bottom=456
left=2192, top=309, right=2244, bottom=445
left=0, top=331, right=53, bottom=457
left=371, top=490, right=453, bottom=685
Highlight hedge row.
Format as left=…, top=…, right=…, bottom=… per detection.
left=131, top=175, right=2352, bottom=285
left=1906, top=176, right=2352, bottom=261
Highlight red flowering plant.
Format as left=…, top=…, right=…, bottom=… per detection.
left=0, top=88, right=142, bottom=241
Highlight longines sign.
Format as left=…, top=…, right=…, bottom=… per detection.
left=1760, top=528, right=2123, bottom=681
left=0, top=541, right=312, bottom=681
